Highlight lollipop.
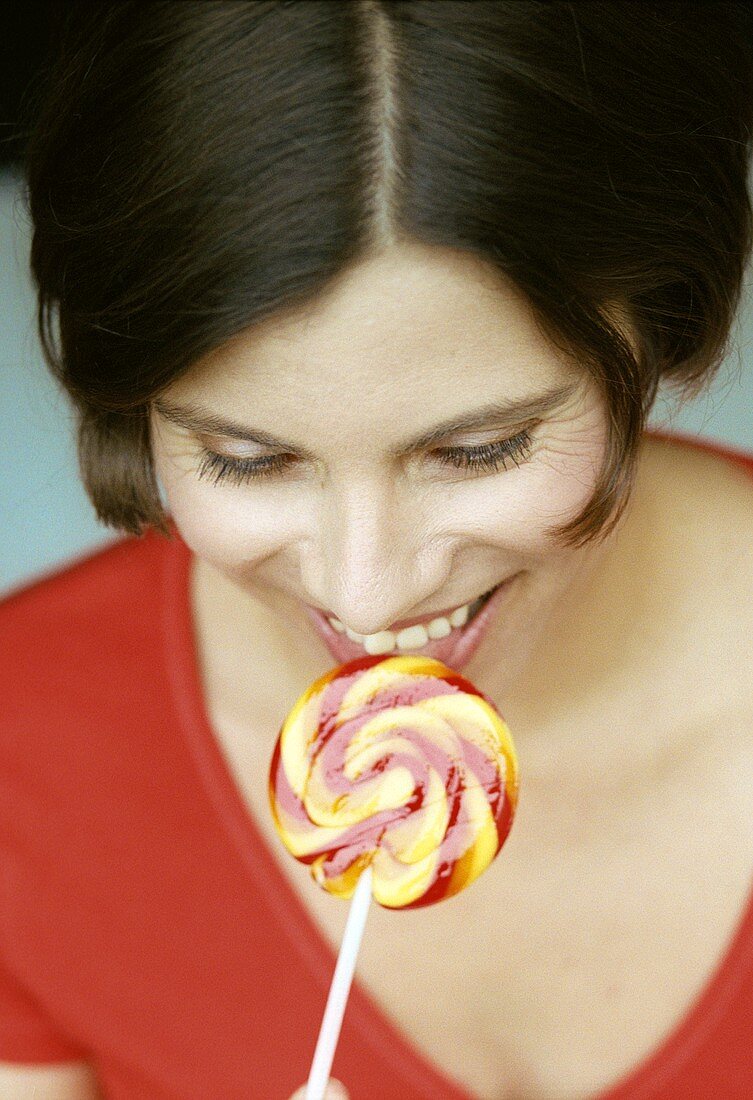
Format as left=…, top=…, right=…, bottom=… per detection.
left=269, top=653, right=518, bottom=1098
left=269, top=653, right=518, bottom=909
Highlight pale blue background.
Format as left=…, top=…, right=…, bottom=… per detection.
left=2, top=165, right=753, bottom=597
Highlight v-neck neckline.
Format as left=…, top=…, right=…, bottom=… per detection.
left=156, top=428, right=753, bottom=1099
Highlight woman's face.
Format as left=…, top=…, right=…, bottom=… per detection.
left=150, top=241, right=616, bottom=701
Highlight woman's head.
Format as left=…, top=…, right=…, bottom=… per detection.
left=23, top=1, right=753, bottom=556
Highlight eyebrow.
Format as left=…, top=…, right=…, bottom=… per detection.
left=152, top=380, right=578, bottom=458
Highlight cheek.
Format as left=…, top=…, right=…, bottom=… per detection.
left=172, top=495, right=290, bottom=576
left=462, top=429, right=608, bottom=558
left=152, top=440, right=298, bottom=574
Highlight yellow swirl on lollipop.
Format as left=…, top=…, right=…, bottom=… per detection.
left=269, top=654, right=518, bottom=909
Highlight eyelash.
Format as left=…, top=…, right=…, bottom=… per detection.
left=195, top=429, right=534, bottom=487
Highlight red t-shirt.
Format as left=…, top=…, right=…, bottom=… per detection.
left=1, top=430, right=752, bottom=1099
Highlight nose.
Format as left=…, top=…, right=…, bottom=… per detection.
left=300, top=478, right=449, bottom=637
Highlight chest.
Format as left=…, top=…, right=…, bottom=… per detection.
left=212, top=699, right=753, bottom=1100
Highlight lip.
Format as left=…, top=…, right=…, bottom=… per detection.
left=303, top=575, right=519, bottom=671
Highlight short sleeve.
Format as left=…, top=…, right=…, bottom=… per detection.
left=0, top=952, right=88, bottom=1064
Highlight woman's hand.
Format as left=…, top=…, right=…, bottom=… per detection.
left=289, top=1081, right=349, bottom=1100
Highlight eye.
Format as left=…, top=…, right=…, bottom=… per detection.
left=433, top=428, right=533, bottom=474
left=195, top=450, right=293, bottom=486
left=195, top=428, right=534, bottom=486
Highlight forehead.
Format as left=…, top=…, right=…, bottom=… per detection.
left=168, top=242, right=579, bottom=425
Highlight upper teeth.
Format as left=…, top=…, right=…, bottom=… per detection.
left=328, top=595, right=485, bottom=655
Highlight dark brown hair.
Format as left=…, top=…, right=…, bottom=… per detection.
left=21, top=0, right=753, bottom=547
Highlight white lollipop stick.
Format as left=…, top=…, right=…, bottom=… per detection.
left=305, top=865, right=373, bottom=1100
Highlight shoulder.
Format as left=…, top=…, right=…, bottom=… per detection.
left=0, top=528, right=173, bottom=731
left=635, top=431, right=753, bottom=710
left=0, top=529, right=183, bottom=858
left=637, top=432, right=753, bottom=588
left=639, top=431, right=753, bottom=541
left=0, top=528, right=168, bottom=637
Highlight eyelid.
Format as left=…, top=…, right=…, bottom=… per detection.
left=198, top=433, right=275, bottom=459
left=201, top=421, right=539, bottom=460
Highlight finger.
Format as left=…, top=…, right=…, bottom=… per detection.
left=289, top=1081, right=349, bottom=1100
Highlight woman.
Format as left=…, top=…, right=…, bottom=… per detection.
left=1, top=2, right=752, bottom=1098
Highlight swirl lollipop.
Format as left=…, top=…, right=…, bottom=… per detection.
left=269, top=653, right=518, bottom=1097
left=270, top=653, right=518, bottom=908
